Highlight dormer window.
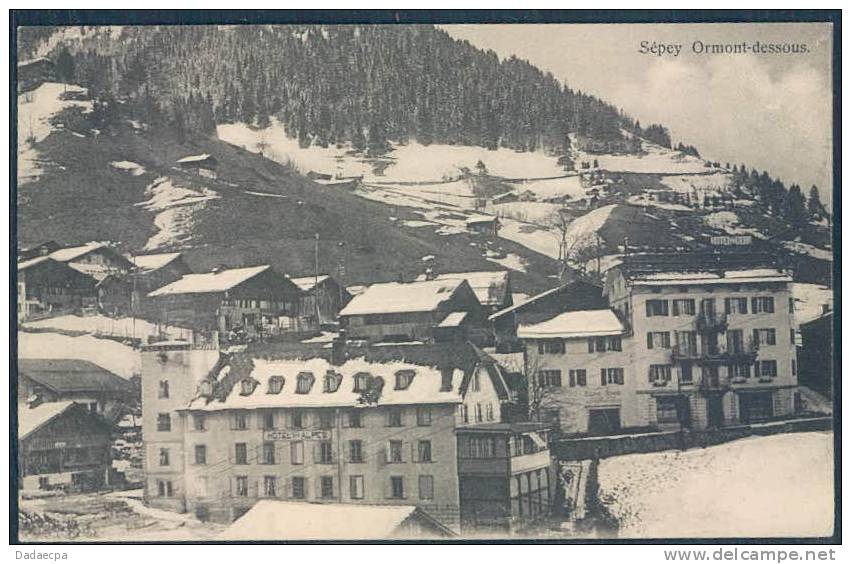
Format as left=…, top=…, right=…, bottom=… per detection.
left=198, top=380, right=214, bottom=398
left=353, top=372, right=371, bottom=393
left=267, top=375, right=285, bottom=394
left=239, top=378, right=257, bottom=396
left=394, top=370, right=416, bottom=390
left=440, top=368, right=453, bottom=392
left=296, top=372, right=315, bottom=394
left=324, top=371, right=342, bottom=393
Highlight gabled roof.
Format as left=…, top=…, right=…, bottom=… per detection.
left=48, top=242, right=108, bottom=263
left=339, top=279, right=473, bottom=316
left=17, top=256, right=53, bottom=271
left=18, top=401, right=76, bottom=439
left=289, top=274, right=331, bottom=292
left=416, top=271, right=510, bottom=308
left=148, top=265, right=271, bottom=297
left=623, top=268, right=792, bottom=286
left=219, top=500, right=453, bottom=540
left=517, top=309, right=624, bottom=339
left=130, top=252, right=183, bottom=273
left=19, top=359, right=132, bottom=393
left=176, top=153, right=217, bottom=165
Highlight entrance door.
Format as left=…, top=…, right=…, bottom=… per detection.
left=740, top=392, right=774, bottom=424
left=706, top=396, right=725, bottom=428
left=587, top=409, right=621, bottom=435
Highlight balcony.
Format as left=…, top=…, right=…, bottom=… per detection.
left=696, top=311, right=727, bottom=334
left=672, top=340, right=758, bottom=365
left=698, top=371, right=730, bottom=394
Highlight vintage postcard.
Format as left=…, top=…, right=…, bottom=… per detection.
left=11, top=11, right=839, bottom=544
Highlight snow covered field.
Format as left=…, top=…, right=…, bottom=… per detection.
left=660, top=171, right=732, bottom=195
left=582, top=141, right=710, bottom=175
left=792, top=283, right=833, bottom=324
left=598, top=432, right=834, bottom=538
left=135, top=176, right=220, bottom=250
left=703, top=210, right=767, bottom=239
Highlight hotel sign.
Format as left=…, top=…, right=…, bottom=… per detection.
left=263, top=430, right=332, bottom=441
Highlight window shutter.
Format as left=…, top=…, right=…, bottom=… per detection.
left=616, top=369, right=624, bottom=385
left=672, top=301, right=679, bottom=316
left=569, top=371, right=575, bottom=387
left=601, top=369, right=606, bottom=386
left=411, top=442, right=417, bottom=463
left=587, top=338, right=594, bottom=353
left=648, top=367, right=654, bottom=383
left=384, top=443, right=391, bottom=464
left=647, top=333, right=653, bottom=349
left=645, top=301, right=652, bottom=317
left=752, top=329, right=759, bottom=345
left=751, top=297, right=758, bottom=312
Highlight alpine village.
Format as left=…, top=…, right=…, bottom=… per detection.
left=15, top=25, right=834, bottom=541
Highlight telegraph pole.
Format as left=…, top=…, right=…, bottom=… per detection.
left=314, top=233, right=321, bottom=327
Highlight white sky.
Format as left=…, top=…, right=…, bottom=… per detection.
left=444, top=23, right=834, bottom=203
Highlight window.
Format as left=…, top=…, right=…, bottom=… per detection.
left=159, top=448, right=170, bottom=466
left=239, top=378, right=257, bottom=396
left=158, top=380, right=169, bottom=399
left=387, top=408, right=403, bottom=427
left=700, top=298, right=716, bottom=316
left=388, top=440, right=404, bottom=463
left=790, top=328, right=797, bottom=345
left=194, top=445, right=207, bottom=465
left=235, top=476, right=248, bottom=497
left=347, top=410, right=362, bottom=428
left=350, top=475, right=364, bottom=499
left=475, top=403, right=483, bottom=423
left=608, top=336, right=622, bottom=351
left=157, top=480, right=173, bottom=497
left=461, top=404, right=469, bottom=424
left=417, top=440, right=433, bottom=463
left=263, top=476, right=277, bottom=497
left=729, top=363, right=751, bottom=381
left=291, top=476, right=306, bottom=499
left=538, top=340, right=565, bottom=354
left=320, top=476, right=334, bottom=498
left=416, top=407, right=432, bottom=426
left=589, top=336, right=621, bottom=352
left=675, top=331, right=698, bottom=355
left=262, top=411, right=275, bottom=430
left=601, top=367, right=625, bottom=385
left=292, top=411, right=305, bottom=429
left=440, top=368, right=453, bottom=391
left=680, top=363, right=694, bottom=384
left=757, top=360, right=778, bottom=379
left=789, top=297, right=795, bottom=314
left=672, top=299, right=696, bottom=316
left=291, top=441, right=304, bottom=465
left=349, top=440, right=364, bottom=463
left=569, top=369, right=587, bottom=387
left=472, top=371, right=481, bottom=392
left=38, top=477, right=49, bottom=490
left=792, top=359, right=797, bottom=376
left=157, top=413, right=171, bottom=432
left=235, top=443, right=248, bottom=465
left=752, top=296, right=775, bottom=314
left=753, top=328, right=776, bottom=346
left=646, top=299, right=669, bottom=317
left=324, top=370, right=342, bottom=393
left=232, top=412, right=248, bottom=430
left=318, top=441, right=334, bottom=464
left=725, top=297, right=748, bottom=314
left=648, top=365, right=672, bottom=385
left=539, top=369, right=562, bottom=387
left=262, top=442, right=276, bottom=464
left=390, top=476, right=405, bottom=499
left=353, top=372, right=371, bottom=393
left=646, top=331, right=671, bottom=349
left=319, top=411, right=335, bottom=430
left=267, top=375, right=285, bottom=394
left=296, top=372, right=315, bottom=394
left=468, top=436, right=496, bottom=458
left=486, top=403, right=494, bottom=421
left=394, top=369, right=416, bottom=390
left=656, top=397, right=680, bottom=424
left=193, top=413, right=206, bottom=431
left=727, top=329, right=744, bottom=353
left=419, top=475, right=435, bottom=500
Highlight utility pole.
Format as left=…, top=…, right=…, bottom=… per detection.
left=314, top=233, right=321, bottom=328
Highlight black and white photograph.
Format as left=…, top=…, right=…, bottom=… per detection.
left=10, top=9, right=840, bottom=545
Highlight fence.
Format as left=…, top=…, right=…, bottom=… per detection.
left=551, top=416, right=832, bottom=461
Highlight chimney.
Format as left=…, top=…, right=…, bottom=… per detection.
left=331, top=329, right=347, bottom=366
left=424, top=267, right=437, bottom=281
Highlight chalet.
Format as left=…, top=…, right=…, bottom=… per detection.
left=466, top=215, right=500, bottom=237
left=219, top=501, right=455, bottom=540
left=19, top=240, right=62, bottom=261
left=306, top=170, right=333, bottom=181
left=129, top=252, right=193, bottom=316
left=17, top=256, right=97, bottom=321
left=18, top=359, right=134, bottom=422
left=417, top=271, right=513, bottom=314
left=798, top=308, right=833, bottom=399
left=48, top=242, right=134, bottom=282
left=18, top=57, right=55, bottom=93
left=490, top=192, right=519, bottom=205
left=488, top=280, right=607, bottom=351
left=176, top=154, right=218, bottom=179
left=146, top=265, right=303, bottom=343
left=338, top=278, right=485, bottom=343
left=18, top=401, right=114, bottom=492
left=289, top=274, right=353, bottom=331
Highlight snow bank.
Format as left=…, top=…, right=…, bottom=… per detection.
left=703, top=211, right=766, bottom=239
left=497, top=218, right=562, bottom=260
left=660, top=172, right=732, bottom=195
left=18, top=331, right=140, bottom=379
left=561, top=204, right=617, bottom=252
left=513, top=175, right=584, bottom=200
left=583, top=141, right=710, bottom=174
left=136, top=177, right=220, bottom=250
left=110, top=161, right=146, bottom=176
left=486, top=252, right=528, bottom=273
left=783, top=241, right=832, bottom=261
left=598, top=432, right=834, bottom=538
left=792, top=283, right=833, bottom=324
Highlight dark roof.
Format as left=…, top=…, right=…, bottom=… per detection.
left=457, top=421, right=551, bottom=434
left=489, top=280, right=606, bottom=323
left=617, top=251, right=782, bottom=277
left=19, top=359, right=132, bottom=394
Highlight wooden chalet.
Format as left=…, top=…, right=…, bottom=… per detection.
left=17, top=256, right=97, bottom=321
left=288, top=273, right=352, bottom=331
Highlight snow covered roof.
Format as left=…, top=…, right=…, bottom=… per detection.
left=19, top=359, right=133, bottom=393
left=17, top=256, right=52, bottom=271
left=48, top=242, right=108, bottom=263
left=176, top=153, right=216, bottom=165
left=438, top=311, right=468, bottom=328
left=517, top=309, right=624, bottom=339
left=219, top=501, right=452, bottom=540
left=18, top=401, right=76, bottom=439
left=416, top=271, right=510, bottom=307
left=466, top=215, right=498, bottom=225
left=148, top=265, right=270, bottom=297
left=130, top=252, right=183, bottom=272
left=629, top=268, right=792, bottom=286
left=339, top=279, right=469, bottom=316
left=289, top=274, right=330, bottom=292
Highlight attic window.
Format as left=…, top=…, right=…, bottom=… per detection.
left=394, top=370, right=416, bottom=391
left=239, top=378, right=258, bottom=396
left=267, top=375, right=285, bottom=394
left=440, top=368, right=453, bottom=392
left=296, top=372, right=315, bottom=394
left=353, top=372, right=372, bottom=393
left=324, top=371, right=343, bottom=393
left=198, top=380, right=214, bottom=398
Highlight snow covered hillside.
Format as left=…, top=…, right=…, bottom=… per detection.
left=598, top=432, right=834, bottom=538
